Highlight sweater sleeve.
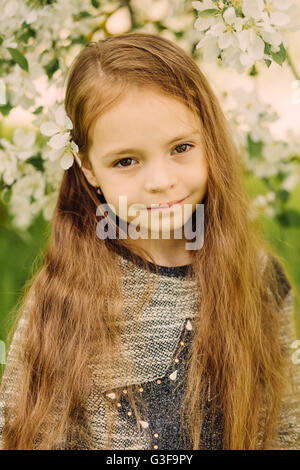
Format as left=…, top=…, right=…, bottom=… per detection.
left=267, top=288, right=300, bottom=449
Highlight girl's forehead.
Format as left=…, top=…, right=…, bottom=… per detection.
left=91, top=91, right=201, bottom=133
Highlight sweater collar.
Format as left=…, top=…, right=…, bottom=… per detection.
left=110, top=242, right=192, bottom=278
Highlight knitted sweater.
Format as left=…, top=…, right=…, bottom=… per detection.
left=0, top=248, right=300, bottom=450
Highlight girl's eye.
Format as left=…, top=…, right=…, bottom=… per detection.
left=113, top=143, right=193, bottom=168
left=114, top=157, right=135, bottom=168
left=173, top=143, right=194, bottom=154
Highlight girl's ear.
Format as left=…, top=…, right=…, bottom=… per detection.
left=81, top=163, right=98, bottom=188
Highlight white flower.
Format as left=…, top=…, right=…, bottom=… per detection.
left=43, top=159, right=64, bottom=191
left=251, top=194, right=276, bottom=218
left=0, top=146, right=18, bottom=185
left=242, top=0, right=265, bottom=20
left=4, top=52, right=44, bottom=110
left=282, top=173, right=299, bottom=191
left=237, top=29, right=265, bottom=67
left=12, top=128, right=36, bottom=160
left=266, top=191, right=276, bottom=202
left=0, top=128, right=37, bottom=185
left=193, top=0, right=221, bottom=32
left=193, top=0, right=300, bottom=71
left=196, top=34, right=221, bottom=62
left=222, top=41, right=244, bottom=71
left=216, top=7, right=243, bottom=49
left=40, top=107, right=81, bottom=170
left=8, top=166, right=46, bottom=229
left=40, top=107, right=72, bottom=141
left=25, top=9, right=38, bottom=25
left=192, top=0, right=217, bottom=13
left=224, top=86, right=279, bottom=144
left=252, top=194, right=267, bottom=207
left=11, top=168, right=45, bottom=201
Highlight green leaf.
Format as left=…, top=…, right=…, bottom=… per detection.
left=19, top=27, right=36, bottom=43
left=198, top=9, right=219, bottom=17
left=33, top=106, right=44, bottom=114
left=45, top=57, right=59, bottom=79
left=0, top=103, right=13, bottom=116
left=0, top=186, right=12, bottom=205
left=264, top=59, right=272, bottom=68
left=74, top=10, right=91, bottom=19
left=274, top=171, right=285, bottom=183
left=277, top=189, right=290, bottom=203
left=7, top=48, right=29, bottom=72
left=26, top=154, right=44, bottom=172
left=270, top=43, right=286, bottom=66
left=71, top=35, right=89, bottom=46
left=246, top=134, right=263, bottom=158
left=249, top=65, right=258, bottom=76
left=91, top=0, right=100, bottom=7
left=264, top=41, right=286, bottom=66
left=285, top=209, right=300, bottom=227
left=276, top=212, right=289, bottom=227
left=264, top=42, right=271, bottom=55
left=276, top=209, right=300, bottom=227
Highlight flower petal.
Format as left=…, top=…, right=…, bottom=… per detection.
left=218, top=32, right=233, bottom=49
left=242, top=0, right=264, bottom=19
left=40, top=122, right=60, bottom=136
left=55, top=107, right=72, bottom=129
left=13, top=128, right=36, bottom=148
left=60, top=152, right=74, bottom=170
left=248, top=34, right=265, bottom=60
left=48, top=148, right=63, bottom=162
left=209, top=22, right=225, bottom=36
left=223, top=7, right=236, bottom=24
left=48, top=132, right=70, bottom=150
left=269, top=12, right=290, bottom=27
left=236, top=30, right=250, bottom=51
left=70, top=140, right=79, bottom=154
left=240, top=52, right=255, bottom=67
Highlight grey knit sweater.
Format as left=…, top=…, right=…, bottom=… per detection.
left=1, top=248, right=300, bottom=450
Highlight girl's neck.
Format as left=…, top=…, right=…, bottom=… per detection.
left=125, top=237, right=193, bottom=268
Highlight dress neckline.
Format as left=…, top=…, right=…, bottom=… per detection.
left=110, top=242, right=192, bottom=278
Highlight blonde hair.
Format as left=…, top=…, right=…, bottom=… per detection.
left=0, top=32, right=296, bottom=449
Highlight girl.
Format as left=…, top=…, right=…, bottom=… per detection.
left=0, top=32, right=300, bottom=450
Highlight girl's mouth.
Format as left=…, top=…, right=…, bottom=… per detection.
left=147, top=196, right=187, bottom=211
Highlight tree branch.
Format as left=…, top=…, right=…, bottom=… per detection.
left=286, top=50, right=300, bottom=81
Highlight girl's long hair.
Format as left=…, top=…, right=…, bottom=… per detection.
left=0, top=32, right=297, bottom=449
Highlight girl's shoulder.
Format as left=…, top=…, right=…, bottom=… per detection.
left=259, top=249, right=292, bottom=306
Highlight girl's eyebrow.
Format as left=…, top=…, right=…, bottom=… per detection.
left=100, top=131, right=201, bottom=161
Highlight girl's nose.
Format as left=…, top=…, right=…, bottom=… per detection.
left=145, top=177, right=177, bottom=193
left=144, top=161, right=178, bottom=193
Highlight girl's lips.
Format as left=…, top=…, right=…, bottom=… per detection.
left=147, top=196, right=187, bottom=210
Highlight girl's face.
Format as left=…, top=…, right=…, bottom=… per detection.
left=82, top=87, right=208, bottom=237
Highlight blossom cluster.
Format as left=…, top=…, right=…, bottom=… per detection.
left=192, top=0, right=300, bottom=71
left=222, top=87, right=300, bottom=219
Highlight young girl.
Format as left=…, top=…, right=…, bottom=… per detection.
left=0, top=32, right=299, bottom=450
